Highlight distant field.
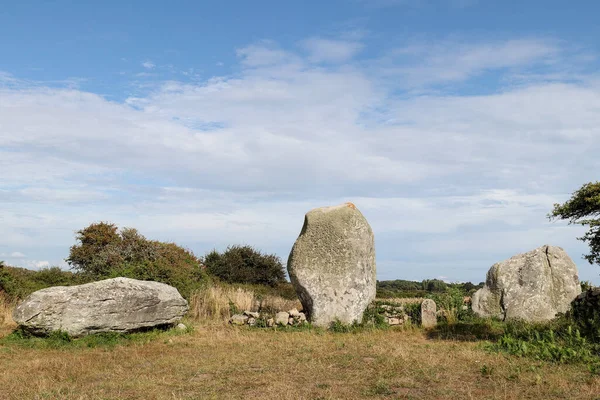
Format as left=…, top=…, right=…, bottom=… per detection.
left=1, top=314, right=599, bottom=399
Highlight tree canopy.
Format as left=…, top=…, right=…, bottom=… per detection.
left=550, top=182, right=600, bottom=266
left=66, top=222, right=207, bottom=298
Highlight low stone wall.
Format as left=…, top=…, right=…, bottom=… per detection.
left=374, top=303, right=412, bottom=325
left=230, top=300, right=438, bottom=328
left=230, top=309, right=307, bottom=327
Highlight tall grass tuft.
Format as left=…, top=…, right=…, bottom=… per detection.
left=188, top=285, right=301, bottom=321
left=0, top=293, right=16, bottom=331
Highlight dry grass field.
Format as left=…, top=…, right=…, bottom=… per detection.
left=1, top=306, right=599, bottom=400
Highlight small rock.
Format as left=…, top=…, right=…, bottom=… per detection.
left=176, top=323, right=187, bottom=331
left=288, top=317, right=295, bottom=325
left=230, top=314, right=249, bottom=325
left=387, top=317, right=401, bottom=325
left=244, top=311, right=260, bottom=319
left=288, top=308, right=300, bottom=317
left=275, top=311, right=289, bottom=325
left=247, top=317, right=256, bottom=326
left=266, top=318, right=274, bottom=327
left=298, top=312, right=307, bottom=322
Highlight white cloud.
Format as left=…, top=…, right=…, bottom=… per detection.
left=377, top=38, right=563, bottom=87
left=236, top=42, right=297, bottom=67
left=9, top=252, right=26, bottom=258
left=142, top=61, right=155, bottom=69
left=301, top=38, right=364, bottom=63
left=1, top=36, right=599, bottom=283
left=30, top=260, right=50, bottom=269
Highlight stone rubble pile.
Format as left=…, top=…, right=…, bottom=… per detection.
left=229, top=308, right=307, bottom=327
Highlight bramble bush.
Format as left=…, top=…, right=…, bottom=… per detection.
left=203, top=245, right=286, bottom=287
left=66, top=222, right=207, bottom=299
left=0, top=264, right=82, bottom=300
left=570, top=287, right=600, bottom=342
left=487, top=317, right=600, bottom=365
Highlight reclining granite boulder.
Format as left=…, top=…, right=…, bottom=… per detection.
left=13, top=277, right=188, bottom=336
left=472, top=245, right=581, bottom=322
left=287, top=202, right=376, bottom=327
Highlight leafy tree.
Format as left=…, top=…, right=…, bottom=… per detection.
left=0, top=265, right=81, bottom=300
left=550, top=182, right=600, bottom=266
left=66, top=222, right=122, bottom=276
left=422, top=279, right=447, bottom=292
left=203, top=245, right=286, bottom=286
left=65, top=222, right=207, bottom=298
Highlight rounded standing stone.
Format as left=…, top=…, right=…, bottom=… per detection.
left=420, top=299, right=437, bottom=328
left=472, top=245, right=581, bottom=322
left=287, top=202, right=376, bottom=327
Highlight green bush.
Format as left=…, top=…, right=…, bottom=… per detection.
left=65, top=222, right=207, bottom=299
left=66, top=222, right=123, bottom=277
left=376, top=279, right=482, bottom=299
left=203, top=245, right=286, bottom=287
left=428, top=287, right=474, bottom=323
left=403, top=302, right=422, bottom=325
left=570, top=287, right=600, bottom=341
left=0, top=265, right=82, bottom=300
left=487, top=318, right=600, bottom=364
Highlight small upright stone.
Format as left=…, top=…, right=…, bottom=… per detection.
left=266, top=318, right=274, bottom=327
left=421, top=299, right=437, bottom=328
left=176, top=323, right=187, bottom=331
left=287, top=202, right=376, bottom=327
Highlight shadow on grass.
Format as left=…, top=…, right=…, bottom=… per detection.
left=425, top=319, right=505, bottom=342
left=0, top=323, right=194, bottom=350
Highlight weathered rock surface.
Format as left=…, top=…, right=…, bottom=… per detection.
left=243, top=310, right=260, bottom=319
left=275, top=311, right=290, bottom=325
left=421, top=299, right=437, bottom=328
left=287, top=202, right=376, bottom=327
left=230, top=314, right=249, bottom=325
left=472, top=245, right=581, bottom=322
left=13, top=277, right=188, bottom=337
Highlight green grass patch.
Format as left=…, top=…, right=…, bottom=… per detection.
left=0, top=324, right=193, bottom=350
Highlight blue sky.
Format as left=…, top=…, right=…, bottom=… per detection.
left=1, top=0, right=600, bottom=284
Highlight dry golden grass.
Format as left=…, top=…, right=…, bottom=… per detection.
left=188, top=285, right=301, bottom=321
left=0, top=294, right=16, bottom=336
left=0, top=322, right=599, bottom=400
